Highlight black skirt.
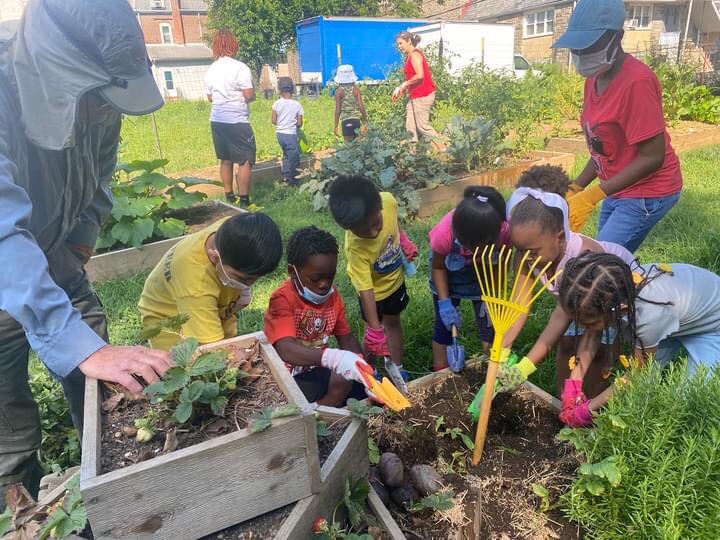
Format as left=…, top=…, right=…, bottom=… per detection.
left=210, top=121, right=257, bottom=165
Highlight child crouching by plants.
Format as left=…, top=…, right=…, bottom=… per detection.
left=328, top=175, right=417, bottom=390
left=428, top=185, right=510, bottom=371
left=264, top=226, right=372, bottom=407
left=496, top=165, right=637, bottom=399
left=138, top=213, right=282, bottom=350
left=557, top=251, right=720, bottom=427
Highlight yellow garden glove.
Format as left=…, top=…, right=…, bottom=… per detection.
left=567, top=184, right=606, bottom=232
left=566, top=182, right=584, bottom=195
left=497, top=356, right=536, bottom=393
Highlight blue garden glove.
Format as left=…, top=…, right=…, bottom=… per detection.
left=438, top=298, right=461, bottom=330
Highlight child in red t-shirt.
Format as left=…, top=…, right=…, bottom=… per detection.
left=264, top=226, right=370, bottom=406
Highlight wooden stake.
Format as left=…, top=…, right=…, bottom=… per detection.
left=472, top=358, right=499, bottom=464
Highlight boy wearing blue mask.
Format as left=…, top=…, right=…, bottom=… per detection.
left=264, top=226, right=370, bottom=406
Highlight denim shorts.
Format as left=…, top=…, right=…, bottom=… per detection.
left=653, top=332, right=720, bottom=375
left=564, top=321, right=617, bottom=345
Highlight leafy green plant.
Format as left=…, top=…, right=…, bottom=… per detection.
left=316, top=418, right=331, bottom=438
left=650, top=61, right=720, bottom=124
left=97, top=158, right=210, bottom=250
left=560, top=363, right=720, bottom=539
left=346, top=398, right=384, bottom=421
left=368, top=437, right=380, bottom=465
left=411, top=490, right=455, bottom=512
left=313, top=477, right=372, bottom=539
left=532, top=483, right=551, bottom=513
left=434, top=416, right=474, bottom=450
left=38, top=476, right=87, bottom=540
left=443, top=115, right=500, bottom=172
left=248, top=404, right=302, bottom=434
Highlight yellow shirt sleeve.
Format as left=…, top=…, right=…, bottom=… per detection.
left=176, top=294, right=226, bottom=345
left=345, top=234, right=375, bottom=292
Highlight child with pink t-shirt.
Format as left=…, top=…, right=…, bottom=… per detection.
left=428, top=186, right=510, bottom=371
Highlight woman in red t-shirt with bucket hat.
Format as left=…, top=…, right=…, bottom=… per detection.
left=555, top=0, right=682, bottom=253
left=392, top=31, right=440, bottom=143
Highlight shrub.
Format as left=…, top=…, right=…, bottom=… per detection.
left=97, top=159, right=210, bottom=250
left=560, top=363, right=720, bottom=539
left=651, top=61, right=720, bottom=124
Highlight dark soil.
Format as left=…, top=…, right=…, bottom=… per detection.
left=370, top=368, right=582, bottom=540
left=100, top=340, right=287, bottom=474
left=318, top=417, right=351, bottom=465
left=165, top=201, right=238, bottom=234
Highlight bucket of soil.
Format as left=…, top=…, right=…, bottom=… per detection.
left=368, top=366, right=582, bottom=539
left=80, top=332, right=321, bottom=540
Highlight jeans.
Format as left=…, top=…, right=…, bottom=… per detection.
left=277, top=132, right=301, bottom=184
left=654, top=332, right=720, bottom=375
left=432, top=295, right=494, bottom=346
left=597, top=193, right=681, bottom=253
left=0, top=244, right=107, bottom=506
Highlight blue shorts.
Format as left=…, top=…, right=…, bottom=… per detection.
left=564, top=321, right=617, bottom=345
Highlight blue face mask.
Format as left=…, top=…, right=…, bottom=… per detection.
left=292, top=265, right=334, bottom=305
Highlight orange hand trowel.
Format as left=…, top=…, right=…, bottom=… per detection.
left=356, top=361, right=411, bottom=412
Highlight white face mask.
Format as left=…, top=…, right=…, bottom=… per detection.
left=572, top=33, right=620, bottom=78
left=212, top=250, right=252, bottom=291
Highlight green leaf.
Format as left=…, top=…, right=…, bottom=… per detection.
left=607, top=414, right=628, bottom=430
left=138, top=313, right=190, bottom=341
left=171, top=338, right=199, bottom=367
left=173, top=401, right=193, bottom=424
left=210, top=396, right=228, bottom=415
left=419, top=491, right=455, bottom=511
left=532, top=483, right=550, bottom=512
left=0, top=509, right=11, bottom=537
left=347, top=398, right=384, bottom=420
left=189, top=352, right=227, bottom=376
left=39, top=509, right=70, bottom=540
left=127, top=158, right=168, bottom=172
left=68, top=505, right=88, bottom=532
left=343, top=477, right=370, bottom=527
left=368, top=437, right=380, bottom=465
left=163, top=367, right=190, bottom=393
left=110, top=217, right=155, bottom=247
left=459, top=432, right=475, bottom=451
left=187, top=380, right=205, bottom=401
left=178, top=176, right=214, bottom=186
left=201, top=382, right=220, bottom=401
left=249, top=407, right=273, bottom=433
left=132, top=171, right=172, bottom=191
left=434, top=416, right=445, bottom=432
left=378, top=166, right=396, bottom=188
left=143, top=381, right=166, bottom=396
left=165, top=187, right=205, bottom=210
left=316, top=420, right=330, bottom=438
left=156, top=217, right=186, bottom=239
left=584, top=478, right=605, bottom=496
left=271, top=404, right=301, bottom=419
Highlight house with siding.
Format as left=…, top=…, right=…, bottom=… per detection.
left=463, top=1, right=720, bottom=71
left=130, top=0, right=213, bottom=100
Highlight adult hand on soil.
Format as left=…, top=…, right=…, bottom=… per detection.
left=364, top=326, right=390, bottom=357
left=79, top=345, right=171, bottom=393
left=399, top=230, right=418, bottom=262
left=567, top=184, right=606, bottom=232
left=66, top=241, right=94, bottom=265
left=437, top=298, right=461, bottom=330
left=321, top=348, right=370, bottom=384
left=496, top=354, right=536, bottom=393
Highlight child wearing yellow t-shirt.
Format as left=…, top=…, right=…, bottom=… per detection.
left=138, top=213, right=282, bottom=350
left=328, top=175, right=414, bottom=389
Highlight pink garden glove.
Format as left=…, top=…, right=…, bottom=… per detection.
left=364, top=326, right=390, bottom=357
left=559, top=379, right=594, bottom=428
left=399, top=230, right=418, bottom=262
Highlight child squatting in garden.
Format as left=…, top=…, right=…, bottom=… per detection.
left=271, top=77, right=304, bottom=186
left=428, top=185, right=510, bottom=371
left=263, top=226, right=372, bottom=406
left=557, top=251, right=720, bottom=427
left=328, top=175, right=417, bottom=390
left=495, top=165, right=636, bottom=399
left=138, top=213, right=282, bottom=350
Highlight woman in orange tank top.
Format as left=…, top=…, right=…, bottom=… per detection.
left=392, top=31, right=440, bottom=143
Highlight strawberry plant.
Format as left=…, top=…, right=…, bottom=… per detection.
left=560, top=363, right=720, bottom=539
left=97, top=158, right=212, bottom=250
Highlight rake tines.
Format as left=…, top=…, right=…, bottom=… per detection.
left=470, top=245, right=561, bottom=464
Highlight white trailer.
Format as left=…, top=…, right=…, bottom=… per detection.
left=408, top=21, right=534, bottom=78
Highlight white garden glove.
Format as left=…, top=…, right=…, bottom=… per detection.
left=237, top=288, right=252, bottom=310
left=321, top=348, right=371, bottom=385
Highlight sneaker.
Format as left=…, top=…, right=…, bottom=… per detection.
left=225, top=193, right=239, bottom=204
left=238, top=195, right=251, bottom=207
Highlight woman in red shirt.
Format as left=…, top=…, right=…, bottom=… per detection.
left=554, top=0, right=682, bottom=253
left=392, top=31, right=439, bottom=142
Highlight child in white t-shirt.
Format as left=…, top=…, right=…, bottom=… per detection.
left=271, top=78, right=304, bottom=186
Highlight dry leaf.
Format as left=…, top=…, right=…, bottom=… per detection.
left=102, top=392, right=124, bottom=412
left=6, top=484, right=35, bottom=513
left=163, top=428, right=178, bottom=453
left=205, top=418, right=231, bottom=434
left=102, top=382, right=145, bottom=402
left=6, top=521, right=40, bottom=540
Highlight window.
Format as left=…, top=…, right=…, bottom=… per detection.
left=664, top=6, right=681, bottom=32
left=625, top=5, right=652, bottom=29
left=159, top=23, right=173, bottom=44
left=163, top=70, right=174, bottom=91
left=524, top=9, right=554, bottom=37
left=151, top=0, right=165, bottom=9
left=514, top=55, right=531, bottom=70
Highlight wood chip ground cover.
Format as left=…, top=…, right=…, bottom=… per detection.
left=100, top=341, right=287, bottom=474
left=370, top=368, right=582, bottom=539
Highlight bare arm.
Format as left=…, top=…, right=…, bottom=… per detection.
left=274, top=337, right=323, bottom=368
left=271, top=110, right=278, bottom=125
left=242, top=87, right=255, bottom=104
left=501, top=261, right=534, bottom=347
left=404, top=50, right=425, bottom=89
left=337, top=333, right=363, bottom=354
left=431, top=251, right=451, bottom=300
left=359, top=289, right=381, bottom=329
left=207, top=94, right=213, bottom=103
left=296, top=114, right=304, bottom=129
left=572, top=158, right=597, bottom=189
left=353, top=86, right=368, bottom=123
left=526, top=304, right=573, bottom=365
left=600, top=133, right=666, bottom=195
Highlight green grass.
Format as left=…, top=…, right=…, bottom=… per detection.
left=95, top=145, right=720, bottom=391
left=120, top=96, right=337, bottom=173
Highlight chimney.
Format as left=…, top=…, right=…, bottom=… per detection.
left=170, top=0, right=186, bottom=45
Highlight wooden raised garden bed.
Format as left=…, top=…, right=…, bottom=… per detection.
left=366, top=363, right=580, bottom=539
left=417, top=150, right=576, bottom=218
left=80, top=332, right=322, bottom=540
left=86, top=199, right=241, bottom=282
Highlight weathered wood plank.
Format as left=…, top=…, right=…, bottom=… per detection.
left=82, top=415, right=315, bottom=540
left=80, top=378, right=101, bottom=482
left=523, top=381, right=561, bottom=412
left=303, top=412, right=322, bottom=494
left=368, top=488, right=407, bottom=540
left=260, top=335, right=312, bottom=409
left=275, top=418, right=369, bottom=540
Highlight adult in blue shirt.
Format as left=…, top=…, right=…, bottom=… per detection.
left=0, top=0, right=171, bottom=504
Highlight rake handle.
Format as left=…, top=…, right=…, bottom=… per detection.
left=472, top=339, right=503, bottom=464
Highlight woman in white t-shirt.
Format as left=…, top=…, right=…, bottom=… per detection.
left=205, top=29, right=256, bottom=206
left=557, top=251, right=720, bottom=427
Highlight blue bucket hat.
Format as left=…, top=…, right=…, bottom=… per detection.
left=552, top=0, right=625, bottom=50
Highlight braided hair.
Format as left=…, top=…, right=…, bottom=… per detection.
left=559, top=251, right=673, bottom=360
left=212, top=29, right=239, bottom=60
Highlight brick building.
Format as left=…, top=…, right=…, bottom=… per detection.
left=130, top=0, right=213, bottom=100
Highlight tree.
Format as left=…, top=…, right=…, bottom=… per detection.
left=208, top=0, right=421, bottom=73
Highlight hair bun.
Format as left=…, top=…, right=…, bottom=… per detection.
left=412, top=34, right=421, bottom=46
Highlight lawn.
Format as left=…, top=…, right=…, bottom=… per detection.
left=120, top=96, right=337, bottom=173
left=94, top=145, right=720, bottom=395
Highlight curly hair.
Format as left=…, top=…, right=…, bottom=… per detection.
left=328, top=175, right=382, bottom=230
left=516, top=165, right=571, bottom=197
left=287, top=226, right=339, bottom=267
left=212, top=29, right=238, bottom=60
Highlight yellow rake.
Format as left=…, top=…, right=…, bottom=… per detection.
left=471, top=245, right=561, bottom=464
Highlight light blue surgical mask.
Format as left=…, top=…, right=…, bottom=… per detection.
left=292, top=265, right=334, bottom=305
left=572, top=32, right=620, bottom=78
